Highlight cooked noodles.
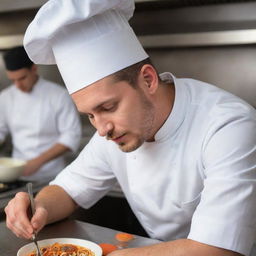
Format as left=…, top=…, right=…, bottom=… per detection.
left=27, top=242, right=95, bottom=256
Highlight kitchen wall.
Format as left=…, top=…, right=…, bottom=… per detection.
left=1, top=44, right=256, bottom=108
left=130, top=1, right=256, bottom=107
left=148, top=45, right=256, bottom=107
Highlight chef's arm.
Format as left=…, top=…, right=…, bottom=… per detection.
left=109, top=239, right=243, bottom=256
left=34, top=184, right=78, bottom=225
left=0, top=126, right=8, bottom=147
left=23, top=143, right=70, bottom=176
left=5, top=185, right=77, bottom=239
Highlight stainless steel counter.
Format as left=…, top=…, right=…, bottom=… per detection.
left=0, top=219, right=160, bottom=256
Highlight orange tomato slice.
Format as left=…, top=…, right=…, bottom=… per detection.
left=99, top=243, right=118, bottom=255
left=115, top=233, right=134, bottom=242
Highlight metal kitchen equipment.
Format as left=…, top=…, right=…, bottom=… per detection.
left=27, top=182, right=42, bottom=256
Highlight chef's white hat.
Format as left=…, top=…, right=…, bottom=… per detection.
left=24, top=0, right=148, bottom=94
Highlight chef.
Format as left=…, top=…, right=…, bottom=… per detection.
left=5, top=0, right=256, bottom=256
left=0, top=46, right=82, bottom=181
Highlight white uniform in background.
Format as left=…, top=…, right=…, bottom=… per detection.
left=0, top=77, right=82, bottom=181
left=51, top=73, right=256, bottom=256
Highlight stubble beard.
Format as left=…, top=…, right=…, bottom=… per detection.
left=118, top=93, right=155, bottom=153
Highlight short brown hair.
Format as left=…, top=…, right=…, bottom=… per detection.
left=112, top=58, right=158, bottom=88
left=3, top=46, right=34, bottom=71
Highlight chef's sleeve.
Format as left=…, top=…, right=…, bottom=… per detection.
left=50, top=133, right=116, bottom=208
left=55, top=90, right=82, bottom=153
left=188, top=113, right=256, bottom=256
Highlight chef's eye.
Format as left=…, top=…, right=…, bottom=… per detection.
left=103, top=103, right=116, bottom=112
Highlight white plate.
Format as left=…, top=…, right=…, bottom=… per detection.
left=17, top=237, right=102, bottom=256
left=0, top=157, right=26, bottom=182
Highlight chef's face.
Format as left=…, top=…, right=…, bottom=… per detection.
left=72, top=72, right=156, bottom=153
left=6, top=65, right=38, bottom=93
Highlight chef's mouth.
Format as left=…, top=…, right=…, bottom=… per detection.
left=109, top=134, right=126, bottom=142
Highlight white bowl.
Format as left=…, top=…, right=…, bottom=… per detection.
left=0, top=157, right=26, bottom=182
left=17, top=238, right=102, bottom=256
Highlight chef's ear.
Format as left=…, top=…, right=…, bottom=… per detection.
left=140, top=64, right=159, bottom=94
left=30, top=64, right=38, bottom=73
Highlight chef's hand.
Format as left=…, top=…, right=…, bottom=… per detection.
left=22, top=158, right=44, bottom=176
left=5, top=192, right=48, bottom=239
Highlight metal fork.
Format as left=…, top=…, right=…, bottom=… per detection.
left=27, top=182, right=42, bottom=256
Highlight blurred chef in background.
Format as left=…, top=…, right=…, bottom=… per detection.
left=0, top=46, right=82, bottom=181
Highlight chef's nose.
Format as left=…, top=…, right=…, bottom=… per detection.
left=96, top=119, right=114, bottom=137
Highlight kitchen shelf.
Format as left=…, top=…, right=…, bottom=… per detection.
left=138, top=29, right=256, bottom=48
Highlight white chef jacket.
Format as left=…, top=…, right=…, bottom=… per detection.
left=0, top=77, right=82, bottom=181
left=51, top=73, right=256, bottom=256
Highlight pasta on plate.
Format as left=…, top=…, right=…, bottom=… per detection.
left=27, top=242, right=95, bottom=256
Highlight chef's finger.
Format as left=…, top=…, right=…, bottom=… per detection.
left=5, top=192, right=34, bottom=234
left=31, top=205, right=48, bottom=232
left=6, top=218, right=32, bottom=239
left=5, top=200, right=33, bottom=240
left=13, top=192, right=34, bottom=232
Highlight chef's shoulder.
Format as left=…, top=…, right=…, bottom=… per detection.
left=40, top=77, right=68, bottom=95
left=39, top=77, right=74, bottom=108
left=185, top=78, right=256, bottom=129
left=183, top=77, right=255, bottom=118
